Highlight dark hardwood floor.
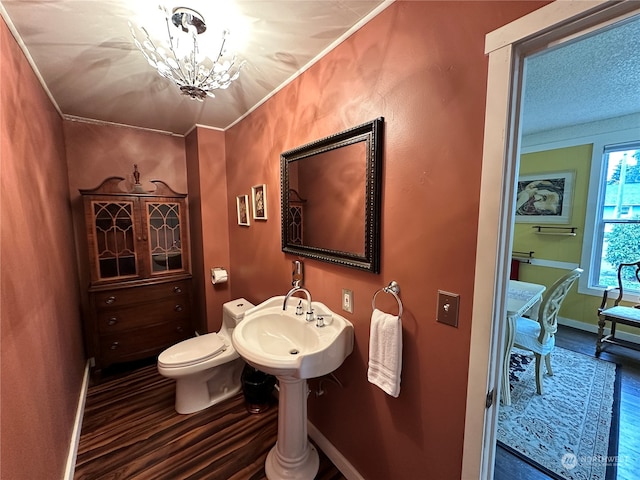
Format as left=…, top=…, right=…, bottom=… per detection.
left=494, top=325, right=640, bottom=480
left=74, top=325, right=639, bottom=479
left=74, top=363, right=345, bottom=480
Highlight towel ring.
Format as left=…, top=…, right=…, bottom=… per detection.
left=371, top=280, right=403, bottom=319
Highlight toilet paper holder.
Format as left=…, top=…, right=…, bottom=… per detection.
left=211, top=267, right=228, bottom=285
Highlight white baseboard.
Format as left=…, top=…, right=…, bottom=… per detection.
left=558, top=316, right=640, bottom=344
left=308, top=421, right=364, bottom=480
left=64, top=360, right=90, bottom=480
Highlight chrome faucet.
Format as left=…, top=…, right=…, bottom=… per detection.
left=283, top=286, right=314, bottom=321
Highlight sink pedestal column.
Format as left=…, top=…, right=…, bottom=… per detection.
left=265, top=376, right=318, bottom=480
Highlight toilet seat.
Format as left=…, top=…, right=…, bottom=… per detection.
left=158, top=334, right=227, bottom=368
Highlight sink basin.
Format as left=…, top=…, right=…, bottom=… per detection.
left=232, top=296, right=354, bottom=379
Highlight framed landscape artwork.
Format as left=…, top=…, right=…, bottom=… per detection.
left=515, top=171, right=575, bottom=224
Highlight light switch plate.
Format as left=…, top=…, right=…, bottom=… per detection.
left=437, top=290, right=460, bottom=327
left=342, top=289, right=353, bottom=313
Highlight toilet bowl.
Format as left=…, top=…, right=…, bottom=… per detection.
left=158, top=298, right=255, bottom=414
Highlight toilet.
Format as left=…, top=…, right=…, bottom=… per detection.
left=158, top=298, right=255, bottom=414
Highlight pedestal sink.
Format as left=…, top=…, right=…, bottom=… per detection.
left=232, top=296, right=354, bottom=480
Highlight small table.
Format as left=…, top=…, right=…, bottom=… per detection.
left=501, top=280, right=546, bottom=406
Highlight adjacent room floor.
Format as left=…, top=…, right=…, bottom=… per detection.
left=495, top=325, right=640, bottom=480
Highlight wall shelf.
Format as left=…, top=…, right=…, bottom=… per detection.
left=532, top=226, right=577, bottom=236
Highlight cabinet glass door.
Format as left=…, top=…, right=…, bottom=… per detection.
left=93, top=201, right=137, bottom=279
left=147, top=202, right=183, bottom=272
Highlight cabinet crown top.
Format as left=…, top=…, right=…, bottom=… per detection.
left=79, top=176, right=186, bottom=197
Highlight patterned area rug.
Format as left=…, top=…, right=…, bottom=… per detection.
left=498, top=346, right=620, bottom=480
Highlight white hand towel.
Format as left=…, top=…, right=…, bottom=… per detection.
left=367, top=308, right=402, bottom=397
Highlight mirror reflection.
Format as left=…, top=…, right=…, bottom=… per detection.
left=281, top=117, right=384, bottom=272
left=288, top=142, right=366, bottom=254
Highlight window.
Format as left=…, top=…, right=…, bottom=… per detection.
left=591, top=143, right=640, bottom=291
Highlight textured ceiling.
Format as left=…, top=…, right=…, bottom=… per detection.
left=522, top=13, right=640, bottom=136
left=1, top=2, right=638, bottom=136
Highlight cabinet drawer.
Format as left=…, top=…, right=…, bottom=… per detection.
left=97, top=299, right=190, bottom=333
left=93, top=280, right=190, bottom=308
left=100, top=321, right=190, bottom=364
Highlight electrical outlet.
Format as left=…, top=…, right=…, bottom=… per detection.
left=342, top=289, right=353, bottom=313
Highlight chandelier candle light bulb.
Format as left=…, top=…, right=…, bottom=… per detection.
left=129, top=5, right=244, bottom=101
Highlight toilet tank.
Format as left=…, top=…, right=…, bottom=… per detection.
left=222, top=298, right=255, bottom=330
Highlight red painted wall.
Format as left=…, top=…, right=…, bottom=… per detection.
left=0, top=16, right=85, bottom=480
left=185, top=128, right=232, bottom=332
left=223, top=2, right=547, bottom=478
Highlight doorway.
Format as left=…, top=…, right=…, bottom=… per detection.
left=462, top=1, right=640, bottom=478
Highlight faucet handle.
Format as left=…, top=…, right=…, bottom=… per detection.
left=306, top=308, right=314, bottom=322
left=315, top=313, right=332, bottom=327
left=295, top=300, right=303, bottom=315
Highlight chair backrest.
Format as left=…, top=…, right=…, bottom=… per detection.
left=537, top=267, right=583, bottom=343
left=612, top=260, right=640, bottom=306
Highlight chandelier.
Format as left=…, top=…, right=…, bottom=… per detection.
left=129, top=6, right=244, bottom=101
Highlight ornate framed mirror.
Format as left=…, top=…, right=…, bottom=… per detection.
left=280, top=117, right=384, bottom=273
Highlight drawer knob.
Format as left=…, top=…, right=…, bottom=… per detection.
left=173, top=286, right=183, bottom=294
left=105, top=296, right=116, bottom=305
left=107, top=317, right=118, bottom=326
left=174, top=304, right=183, bottom=312
left=110, top=342, right=120, bottom=350
left=176, top=326, right=184, bottom=333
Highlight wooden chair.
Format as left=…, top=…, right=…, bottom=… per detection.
left=513, top=268, right=583, bottom=395
left=596, top=260, right=640, bottom=357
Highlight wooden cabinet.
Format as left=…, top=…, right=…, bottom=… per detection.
left=80, top=171, right=193, bottom=377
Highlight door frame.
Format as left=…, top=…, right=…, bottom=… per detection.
left=462, top=1, right=640, bottom=478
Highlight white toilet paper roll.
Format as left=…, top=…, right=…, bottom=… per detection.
left=211, top=268, right=228, bottom=285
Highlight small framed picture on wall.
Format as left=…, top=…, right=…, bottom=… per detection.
left=252, top=184, right=267, bottom=220
left=236, top=195, right=250, bottom=226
